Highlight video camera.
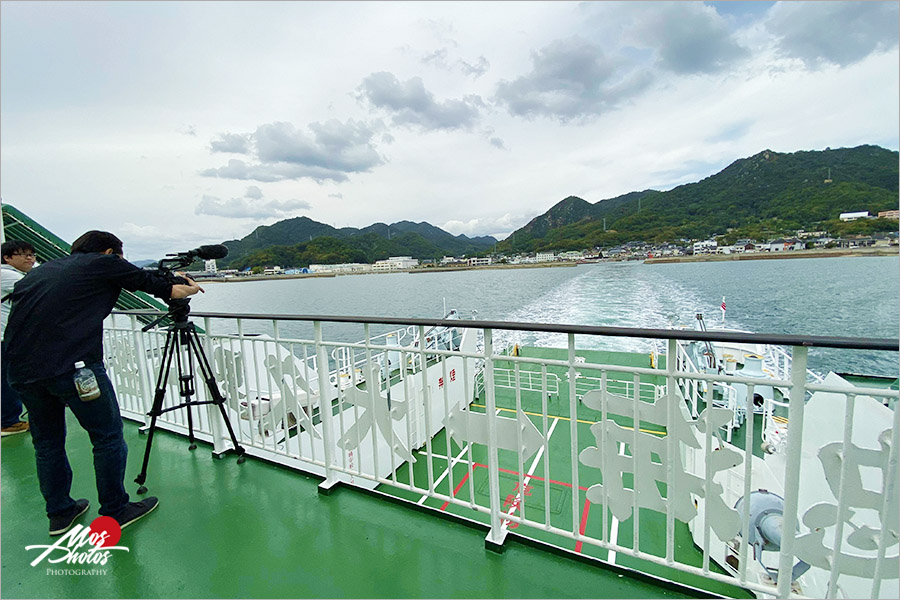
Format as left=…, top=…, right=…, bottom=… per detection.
left=141, top=245, right=228, bottom=331
left=151, top=244, right=229, bottom=284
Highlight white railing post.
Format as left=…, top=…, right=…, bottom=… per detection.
left=871, top=404, right=900, bottom=597
left=418, top=325, right=435, bottom=493
left=483, top=328, right=507, bottom=550
left=665, top=338, right=677, bottom=565
left=568, top=334, right=582, bottom=544
left=130, top=314, right=153, bottom=427
left=203, top=316, right=227, bottom=455
left=315, top=321, right=339, bottom=492
left=777, top=345, right=808, bottom=598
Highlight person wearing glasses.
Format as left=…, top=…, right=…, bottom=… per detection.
left=1, top=240, right=36, bottom=437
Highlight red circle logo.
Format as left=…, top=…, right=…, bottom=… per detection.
left=90, top=516, right=122, bottom=547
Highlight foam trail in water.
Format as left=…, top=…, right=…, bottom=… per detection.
left=494, top=264, right=747, bottom=352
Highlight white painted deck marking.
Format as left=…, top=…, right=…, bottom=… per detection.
left=416, top=407, right=503, bottom=505
left=501, top=415, right=561, bottom=530
left=416, top=444, right=471, bottom=505
left=606, top=442, right=626, bottom=565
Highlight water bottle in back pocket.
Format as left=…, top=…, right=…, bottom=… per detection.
left=73, top=361, right=101, bottom=401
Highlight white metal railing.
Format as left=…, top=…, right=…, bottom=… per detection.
left=474, top=367, right=561, bottom=399
left=104, top=310, right=899, bottom=599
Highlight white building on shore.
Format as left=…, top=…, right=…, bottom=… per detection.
left=373, top=256, right=419, bottom=271
left=309, top=263, right=372, bottom=274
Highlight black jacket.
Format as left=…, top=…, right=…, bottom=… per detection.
left=4, top=252, right=173, bottom=384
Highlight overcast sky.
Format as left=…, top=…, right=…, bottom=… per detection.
left=1, top=1, right=898, bottom=260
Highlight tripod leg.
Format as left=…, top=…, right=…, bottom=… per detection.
left=135, top=328, right=177, bottom=494
left=187, top=327, right=247, bottom=463
left=176, top=329, right=198, bottom=451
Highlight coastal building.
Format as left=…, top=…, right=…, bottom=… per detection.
left=310, top=263, right=371, bottom=274
left=733, top=239, right=756, bottom=253
left=840, top=211, right=870, bottom=221
left=373, top=256, right=419, bottom=271
left=535, top=252, right=556, bottom=262
left=878, top=210, right=899, bottom=220
left=263, top=265, right=284, bottom=275
left=557, top=250, right=583, bottom=261
left=467, top=257, right=492, bottom=267
left=205, top=259, right=218, bottom=273
left=768, top=239, right=802, bottom=252
left=692, top=239, right=717, bottom=254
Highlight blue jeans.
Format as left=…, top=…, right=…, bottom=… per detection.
left=1, top=341, right=25, bottom=427
left=13, top=363, right=130, bottom=518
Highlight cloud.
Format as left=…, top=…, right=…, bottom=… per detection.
left=489, top=137, right=506, bottom=150
left=494, top=37, right=654, bottom=122
left=422, top=47, right=490, bottom=79
left=255, top=120, right=382, bottom=172
left=422, top=47, right=449, bottom=69
left=200, top=159, right=353, bottom=183
left=457, top=56, right=490, bottom=78
left=210, top=132, right=252, bottom=154
left=118, top=222, right=225, bottom=260
left=357, top=71, right=483, bottom=130
left=119, top=222, right=188, bottom=244
left=705, top=119, right=754, bottom=144
left=442, top=212, right=535, bottom=239
left=627, top=2, right=748, bottom=74
left=765, top=1, right=899, bottom=67
left=202, top=119, right=383, bottom=183
left=244, top=185, right=263, bottom=200
left=195, top=187, right=311, bottom=219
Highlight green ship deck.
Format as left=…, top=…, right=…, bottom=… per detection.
left=377, top=346, right=751, bottom=599
left=3, top=408, right=710, bottom=599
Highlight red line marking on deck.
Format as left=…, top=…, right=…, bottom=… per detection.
left=472, top=463, right=589, bottom=491
left=439, top=471, right=471, bottom=511
left=574, top=498, right=592, bottom=553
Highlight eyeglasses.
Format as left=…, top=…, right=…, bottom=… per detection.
left=12, top=253, right=36, bottom=259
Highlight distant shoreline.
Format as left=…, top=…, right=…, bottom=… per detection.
left=644, top=246, right=898, bottom=264
left=196, top=247, right=897, bottom=283
left=199, top=260, right=579, bottom=283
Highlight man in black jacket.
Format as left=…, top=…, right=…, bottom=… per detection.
left=4, top=230, right=203, bottom=535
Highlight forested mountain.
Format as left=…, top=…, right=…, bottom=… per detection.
left=499, top=145, right=899, bottom=253
left=220, top=217, right=496, bottom=268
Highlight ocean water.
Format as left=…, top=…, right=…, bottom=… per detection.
left=188, top=256, right=899, bottom=377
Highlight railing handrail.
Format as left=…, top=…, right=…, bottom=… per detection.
left=111, top=309, right=900, bottom=352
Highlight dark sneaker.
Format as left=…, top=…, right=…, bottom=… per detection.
left=113, top=497, right=159, bottom=530
left=49, top=499, right=90, bottom=536
left=1, top=421, right=29, bottom=437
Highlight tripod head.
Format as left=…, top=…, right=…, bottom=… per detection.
left=141, top=294, right=194, bottom=332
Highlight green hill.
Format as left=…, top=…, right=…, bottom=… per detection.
left=499, top=145, right=899, bottom=252
left=220, top=218, right=496, bottom=268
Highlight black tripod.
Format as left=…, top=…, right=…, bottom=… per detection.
left=134, top=298, right=246, bottom=494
